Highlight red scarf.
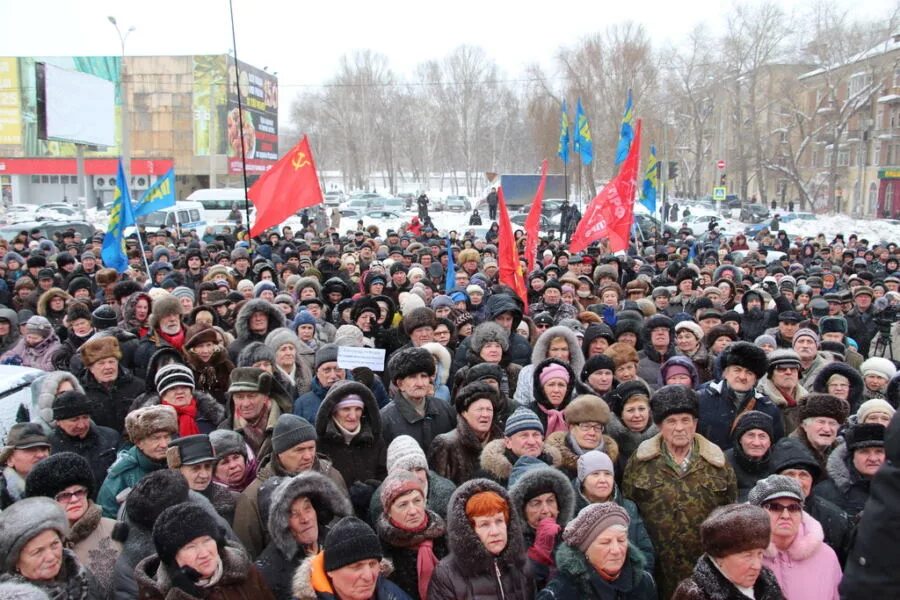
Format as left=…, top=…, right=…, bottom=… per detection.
left=537, top=403, right=567, bottom=435
left=159, top=328, right=186, bottom=351
left=390, top=516, right=439, bottom=600
left=163, top=397, right=200, bottom=437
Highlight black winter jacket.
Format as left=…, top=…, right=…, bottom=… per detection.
left=48, top=424, right=121, bottom=489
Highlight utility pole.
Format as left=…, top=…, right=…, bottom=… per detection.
left=108, top=16, right=135, bottom=182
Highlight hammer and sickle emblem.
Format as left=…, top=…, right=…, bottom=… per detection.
left=292, top=151, right=311, bottom=170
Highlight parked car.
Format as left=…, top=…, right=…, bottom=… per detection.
left=0, top=365, right=47, bottom=439
left=510, top=213, right=556, bottom=232
left=383, top=197, right=406, bottom=212
left=634, top=213, right=677, bottom=237
left=340, top=198, right=371, bottom=212
left=0, top=220, right=98, bottom=242
left=740, top=203, right=770, bottom=223
left=445, top=196, right=471, bottom=212
left=324, top=191, right=345, bottom=206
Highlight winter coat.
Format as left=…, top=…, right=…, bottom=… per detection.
left=68, top=502, right=122, bottom=595
left=622, top=434, right=738, bottom=600
left=427, top=479, right=532, bottom=600
left=513, top=326, right=585, bottom=406
left=49, top=423, right=120, bottom=489
left=376, top=510, right=448, bottom=600
left=36, top=370, right=85, bottom=428
left=811, top=361, right=865, bottom=414
left=762, top=512, right=841, bottom=600
left=292, top=555, right=411, bottom=600
left=314, top=381, right=387, bottom=489
left=132, top=330, right=179, bottom=382
left=788, top=427, right=840, bottom=475
left=185, top=345, right=234, bottom=405
left=724, top=444, right=772, bottom=501
left=227, top=298, right=287, bottom=363
left=135, top=545, right=275, bottom=600
left=605, top=415, right=659, bottom=476
left=537, top=541, right=656, bottom=600
left=845, top=306, right=877, bottom=359
left=369, top=471, right=456, bottom=525
left=525, top=359, right=578, bottom=434
left=380, top=393, right=456, bottom=453
left=696, top=379, right=785, bottom=451
left=0, top=307, right=20, bottom=355
left=672, top=554, right=784, bottom=600
left=840, top=416, right=900, bottom=597
left=814, top=440, right=873, bottom=517
left=80, top=366, right=146, bottom=434
left=428, top=416, right=499, bottom=486
left=97, top=445, right=166, bottom=518
left=220, top=399, right=282, bottom=465
left=798, top=353, right=833, bottom=390
left=130, top=390, right=226, bottom=435
left=757, top=376, right=807, bottom=434
left=199, top=481, right=240, bottom=525
left=544, top=430, right=619, bottom=480
left=451, top=295, right=532, bottom=374
left=478, top=438, right=564, bottom=487
left=0, top=332, right=61, bottom=370
left=0, top=548, right=104, bottom=600
left=637, top=346, right=677, bottom=390
left=294, top=376, right=333, bottom=423
left=452, top=362, right=521, bottom=402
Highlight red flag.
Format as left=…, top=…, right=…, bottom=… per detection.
left=568, top=120, right=642, bottom=254
left=524, top=159, right=548, bottom=274
left=248, top=135, right=324, bottom=237
left=496, top=187, right=529, bottom=310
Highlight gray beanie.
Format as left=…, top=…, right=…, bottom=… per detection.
left=0, top=497, right=69, bottom=572
left=25, top=315, right=53, bottom=339
left=272, top=414, right=317, bottom=455
left=208, top=429, right=248, bottom=459
left=265, top=327, right=302, bottom=358
left=386, top=435, right=427, bottom=473
left=315, top=343, right=340, bottom=369
left=754, top=334, right=776, bottom=348
left=171, top=286, right=195, bottom=301
left=747, top=474, right=804, bottom=506
left=576, top=450, right=615, bottom=483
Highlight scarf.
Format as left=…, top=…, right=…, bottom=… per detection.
left=163, top=397, right=200, bottom=436
left=159, top=327, right=186, bottom=351
left=568, top=433, right=604, bottom=457
left=241, top=406, right=271, bottom=454
left=333, top=419, right=361, bottom=444
left=196, top=557, right=224, bottom=588
left=389, top=516, right=440, bottom=600
left=2, top=467, right=25, bottom=502
left=537, top=403, right=567, bottom=436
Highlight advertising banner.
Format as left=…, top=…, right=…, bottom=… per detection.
left=0, top=58, right=22, bottom=146
left=226, top=57, right=278, bottom=174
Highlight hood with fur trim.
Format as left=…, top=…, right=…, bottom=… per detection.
left=763, top=511, right=826, bottom=562
left=508, top=460, right=575, bottom=531
left=530, top=325, right=585, bottom=378
left=479, top=438, right=563, bottom=483
left=120, top=292, right=152, bottom=330
left=267, top=471, right=353, bottom=560
left=315, top=380, right=382, bottom=441
left=293, top=276, right=322, bottom=297
left=36, top=287, right=71, bottom=317
left=36, top=371, right=85, bottom=427
left=811, top=361, right=864, bottom=412
left=823, top=440, right=856, bottom=493
left=531, top=358, right=577, bottom=412
left=234, top=298, right=287, bottom=340
left=421, top=342, right=452, bottom=387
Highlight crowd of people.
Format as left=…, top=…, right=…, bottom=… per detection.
left=0, top=214, right=898, bottom=600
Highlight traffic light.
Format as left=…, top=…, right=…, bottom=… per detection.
left=667, top=161, right=679, bottom=180
left=720, top=173, right=727, bottom=185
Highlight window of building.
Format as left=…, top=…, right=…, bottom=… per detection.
left=850, top=72, right=873, bottom=97
left=894, top=67, right=900, bottom=88
left=31, top=175, right=40, bottom=184
left=838, top=149, right=851, bottom=167
left=874, top=141, right=882, bottom=166
left=41, top=175, right=49, bottom=184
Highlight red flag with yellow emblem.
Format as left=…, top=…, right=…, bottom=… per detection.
left=496, top=187, right=528, bottom=311
left=249, top=135, right=324, bottom=237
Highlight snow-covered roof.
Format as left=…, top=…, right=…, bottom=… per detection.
left=877, top=94, right=900, bottom=103
left=800, top=37, right=900, bottom=80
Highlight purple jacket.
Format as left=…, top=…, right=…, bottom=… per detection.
left=763, top=511, right=841, bottom=600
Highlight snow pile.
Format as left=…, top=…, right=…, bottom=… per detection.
left=780, top=215, right=900, bottom=243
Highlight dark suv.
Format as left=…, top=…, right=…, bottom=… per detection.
left=740, top=203, right=770, bottom=223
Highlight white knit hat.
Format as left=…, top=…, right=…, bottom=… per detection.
left=860, top=357, right=897, bottom=381
left=386, top=435, right=427, bottom=473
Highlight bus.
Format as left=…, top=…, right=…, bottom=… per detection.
left=185, top=188, right=254, bottom=224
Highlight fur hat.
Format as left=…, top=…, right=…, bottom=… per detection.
left=465, top=363, right=506, bottom=385
left=272, top=414, right=317, bottom=455
left=403, top=307, right=437, bottom=336
left=79, top=335, right=122, bottom=367
left=209, top=429, right=247, bottom=459
left=747, top=474, right=804, bottom=506
left=603, top=342, right=639, bottom=368
left=799, top=393, right=849, bottom=423
left=650, top=384, right=699, bottom=424
left=732, top=410, right=774, bottom=443
left=51, top=390, right=92, bottom=421
left=860, top=357, right=897, bottom=382
left=148, top=294, right=183, bottom=331
left=818, top=316, right=848, bottom=336
left=323, top=516, right=383, bottom=572
left=563, top=394, right=610, bottom=425
left=152, top=502, right=224, bottom=567
left=562, top=502, right=630, bottom=553
left=721, top=341, right=768, bottom=379
left=701, top=504, right=771, bottom=558
left=66, top=301, right=92, bottom=325
left=125, top=470, right=190, bottom=530
left=508, top=457, right=575, bottom=527
left=166, top=434, right=217, bottom=468
left=386, top=435, right=427, bottom=473
left=314, top=344, right=340, bottom=370
left=675, top=320, right=703, bottom=341
left=606, top=380, right=652, bottom=417
left=770, top=438, right=822, bottom=480
left=0, top=497, right=69, bottom=572
left=228, top=367, right=273, bottom=396
left=704, top=324, right=738, bottom=348
left=469, top=321, right=510, bottom=353
left=125, top=405, right=178, bottom=443
left=388, top=346, right=435, bottom=382
left=846, top=423, right=886, bottom=451
left=0, top=582, right=51, bottom=600
left=25, top=452, right=95, bottom=500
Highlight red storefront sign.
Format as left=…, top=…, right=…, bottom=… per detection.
left=0, top=158, right=173, bottom=176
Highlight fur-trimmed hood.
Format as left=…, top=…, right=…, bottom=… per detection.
left=130, top=390, right=225, bottom=426
left=508, top=459, right=575, bottom=531
left=120, top=291, right=152, bottom=329
left=764, top=511, right=826, bottom=562
left=267, top=471, right=353, bottom=560
left=544, top=430, right=620, bottom=475
left=530, top=326, right=585, bottom=377
left=36, top=370, right=84, bottom=428
left=634, top=432, right=726, bottom=468
left=421, top=342, right=452, bottom=387
left=234, top=298, right=287, bottom=340
left=315, top=380, right=382, bottom=440
left=36, top=287, right=71, bottom=317
left=824, top=440, right=856, bottom=492
left=479, top=438, right=563, bottom=482
left=811, top=361, right=864, bottom=411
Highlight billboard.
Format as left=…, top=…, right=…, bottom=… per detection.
left=37, top=62, right=115, bottom=147
left=0, top=58, right=23, bottom=146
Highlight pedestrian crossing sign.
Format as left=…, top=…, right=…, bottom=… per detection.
left=713, top=187, right=727, bottom=201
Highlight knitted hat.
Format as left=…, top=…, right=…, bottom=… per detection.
left=563, top=395, right=610, bottom=425
left=323, top=516, right=383, bottom=572
left=171, top=286, right=195, bottom=301
left=386, top=435, right=427, bottom=473
left=292, top=310, right=317, bottom=330
left=209, top=429, right=248, bottom=459
left=379, top=469, right=424, bottom=514
left=721, top=341, right=768, bottom=379
left=562, top=502, right=630, bottom=553
left=650, top=384, right=699, bottom=424
left=51, top=391, right=92, bottom=421
left=846, top=423, right=886, bottom=451
left=25, top=315, right=53, bottom=339
left=148, top=294, right=183, bottom=331
left=315, top=344, right=340, bottom=370
left=25, top=452, right=95, bottom=500
left=125, top=405, right=178, bottom=443
left=732, top=410, right=774, bottom=443
left=79, top=335, right=122, bottom=367
left=860, top=357, right=897, bottom=381
left=576, top=450, right=614, bottom=483
left=0, top=497, right=69, bottom=572
left=388, top=346, right=435, bottom=382
left=581, top=354, right=616, bottom=380
left=91, top=305, right=119, bottom=330
left=675, top=320, right=703, bottom=341
left=152, top=502, right=223, bottom=567
left=403, top=307, right=437, bottom=336
left=155, top=363, right=195, bottom=396
left=166, top=434, right=217, bottom=468
left=272, top=414, right=317, bottom=455
left=333, top=325, right=370, bottom=348
left=754, top=334, right=777, bottom=348
left=66, top=301, right=92, bottom=325
left=793, top=328, right=820, bottom=347
left=766, top=349, right=801, bottom=374
left=700, top=504, right=771, bottom=558
left=454, top=381, right=501, bottom=415
left=227, top=367, right=273, bottom=395
left=799, top=393, right=850, bottom=423
left=748, top=474, right=804, bottom=507
left=125, top=470, right=190, bottom=530
left=504, top=407, right=544, bottom=437
left=857, top=399, right=896, bottom=424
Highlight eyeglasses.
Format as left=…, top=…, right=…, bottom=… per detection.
left=55, top=487, right=88, bottom=504
left=576, top=423, right=604, bottom=433
left=762, top=501, right=802, bottom=514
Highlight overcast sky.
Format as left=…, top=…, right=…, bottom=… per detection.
left=1, top=0, right=896, bottom=123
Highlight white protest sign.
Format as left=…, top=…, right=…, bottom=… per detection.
left=337, top=346, right=386, bottom=372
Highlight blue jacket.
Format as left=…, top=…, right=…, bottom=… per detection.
left=696, top=380, right=784, bottom=451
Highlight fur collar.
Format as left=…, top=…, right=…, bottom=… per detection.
left=134, top=544, right=249, bottom=598
left=479, top=438, right=563, bottom=481
left=764, top=511, right=825, bottom=562
left=825, top=441, right=855, bottom=492
left=0, top=549, right=93, bottom=600
left=634, top=432, right=726, bottom=468
left=292, top=554, right=393, bottom=600
left=131, top=390, right=225, bottom=425
left=68, top=502, right=103, bottom=544
left=375, top=510, right=446, bottom=548
left=684, top=554, right=783, bottom=600
left=545, top=431, right=620, bottom=473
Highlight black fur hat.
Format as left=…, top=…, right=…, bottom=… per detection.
left=66, top=301, right=92, bottom=325
left=125, top=470, right=190, bottom=530
left=455, top=381, right=501, bottom=415
left=799, top=393, right=850, bottom=423
left=25, top=452, right=95, bottom=500
left=721, top=341, right=768, bottom=379
left=650, top=384, right=699, bottom=424
left=388, top=346, right=436, bottom=383
left=152, top=502, right=223, bottom=567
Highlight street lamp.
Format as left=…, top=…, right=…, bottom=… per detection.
left=108, top=16, right=135, bottom=181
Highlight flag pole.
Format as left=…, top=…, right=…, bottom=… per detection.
left=228, top=0, right=252, bottom=236
left=133, top=226, right=152, bottom=276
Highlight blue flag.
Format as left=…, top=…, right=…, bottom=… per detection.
left=640, top=145, right=658, bottom=214
left=133, top=167, right=176, bottom=218
left=101, top=158, right=135, bottom=273
left=445, top=237, right=456, bottom=293
left=574, top=98, right=593, bottom=165
left=557, top=100, right=570, bottom=165
left=614, top=89, right=634, bottom=166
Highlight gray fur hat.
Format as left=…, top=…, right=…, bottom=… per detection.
left=0, top=497, right=69, bottom=572
left=470, top=321, right=509, bottom=353
left=237, top=341, right=276, bottom=368
left=148, top=294, right=183, bottom=331
left=125, top=405, right=178, bottom=443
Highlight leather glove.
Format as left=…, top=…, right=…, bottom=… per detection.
left=527, top=517, right=561, bottom=566
left=764, top=280, right=779, bottom=298
left=170, top=565, right=202, bottom=597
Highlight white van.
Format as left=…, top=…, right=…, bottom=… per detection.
left=129, top=201, right=208, bottom=236
left=186, top=188, right=255, bottom=224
